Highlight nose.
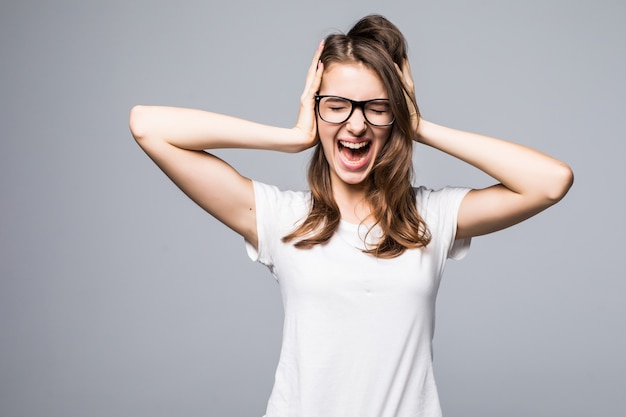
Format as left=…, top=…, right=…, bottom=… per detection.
left=346, top=106, right=367, bottom=135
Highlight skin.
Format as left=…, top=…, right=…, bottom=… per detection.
left=395, top=59, right=574, bottom=238
left=129, top=41, right=573, bottom=250
left=316, top=62, right=394, bottom=223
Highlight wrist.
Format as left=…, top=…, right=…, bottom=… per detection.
left=414, top=119, right=432, bottom=144
left=282, top=126, right=316, bottom=153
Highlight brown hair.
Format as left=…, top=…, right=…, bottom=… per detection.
left=283, top=15, right=431, bottom=258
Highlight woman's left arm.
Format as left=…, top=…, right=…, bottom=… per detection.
left=397, top=58, right=573, bottom=239
left=416, top=120, right=574, bottom=239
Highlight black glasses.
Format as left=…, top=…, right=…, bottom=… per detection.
left=315, top=95, right=395, bottom=127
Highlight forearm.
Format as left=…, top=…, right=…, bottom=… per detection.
left=129, top=105, right=308, bottom=153
left=417, top=120, right=573, bottom=201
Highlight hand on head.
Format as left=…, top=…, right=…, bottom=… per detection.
left=395, top=58, right=421, bottom=141
left=293, top=40, right=325, bottom=151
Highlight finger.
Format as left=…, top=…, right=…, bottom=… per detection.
left=401, top=59, right=415, bottom=90
left=394, top=62, right=410, bottom=86
left=402, top=58, right=412, bottom=77
left=394, top=60, right=419, bottom=133
left=308, top=61, right=323, bottom=97
left=396, top=62, right=417, bottom=106
left=303, top=41, right=325, bottom=93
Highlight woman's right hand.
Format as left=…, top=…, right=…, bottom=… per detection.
left=292, top=40, right=325, bottom=151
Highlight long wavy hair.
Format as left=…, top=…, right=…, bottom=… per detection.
left=283, top=15, right=431, bottom=258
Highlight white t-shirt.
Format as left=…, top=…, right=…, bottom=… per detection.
left=246, top=181, right=471, bottom=417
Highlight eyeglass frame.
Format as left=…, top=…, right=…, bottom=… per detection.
left=314, top=95, right=396, bottom=127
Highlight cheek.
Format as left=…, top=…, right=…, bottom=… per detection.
left=317, top=122, right=337, bottom=149
left=375, top=128, right=393, bottom=149
left=318, top=136, right=335, bottom=161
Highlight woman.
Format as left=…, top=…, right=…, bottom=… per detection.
left=130, top=14, right=572, bottom=417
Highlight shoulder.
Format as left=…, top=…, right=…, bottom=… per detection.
left=414, top=185, right=471, bottom=219
left=252, top=180, right=311, bottom=223
left=415, top=185, right=473, bottom=259
left=253, top=181, right=310, bottom=207
left=250, top=181, right=311, bottom=265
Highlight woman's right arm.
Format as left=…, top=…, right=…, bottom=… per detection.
left=129, top=43, right=324, bottom=248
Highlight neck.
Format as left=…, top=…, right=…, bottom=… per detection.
left=331, top=178, right=373, bottom=224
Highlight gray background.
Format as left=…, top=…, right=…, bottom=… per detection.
left=1, top=0, right=624, bottom=416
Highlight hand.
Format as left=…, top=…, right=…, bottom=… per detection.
left=292, top=40, right=325, bottom=151
left=395, top=58, right=421, bottom=141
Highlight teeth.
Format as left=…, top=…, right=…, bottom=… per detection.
left=339, top=141, right=369, bottom=149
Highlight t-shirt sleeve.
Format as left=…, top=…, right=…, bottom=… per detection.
left=415, top=186, right=472, bottom=260
left=244, top=181, right=309, bottom=271
left=244, top=181, right=278, bottom=268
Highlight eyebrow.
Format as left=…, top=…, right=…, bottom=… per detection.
left=317, top=95, right=390, bottom=101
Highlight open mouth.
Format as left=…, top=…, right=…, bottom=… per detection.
left=338, top=140, right=371, bottom=164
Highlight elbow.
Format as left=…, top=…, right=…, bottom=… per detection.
left=544, top=162, right=574, bottom=204
left=129, top=105, right=150, bottom=142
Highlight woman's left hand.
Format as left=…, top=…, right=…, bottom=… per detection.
left=396, top=58, right=421, bottom=141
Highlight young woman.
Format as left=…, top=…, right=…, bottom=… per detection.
left=130, top=14, right=572, bottom=417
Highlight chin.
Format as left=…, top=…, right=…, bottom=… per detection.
left=334, top=165, right=373, bottom=186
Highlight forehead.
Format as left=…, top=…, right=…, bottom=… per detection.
left=319, top=62, right=387, bottom=100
